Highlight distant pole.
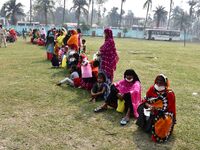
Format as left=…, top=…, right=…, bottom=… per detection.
left=30, top=0, right=32, bottom=24
left=63, top=0, right=66, bottom=25
left=184, top=28, right=186, bottom=47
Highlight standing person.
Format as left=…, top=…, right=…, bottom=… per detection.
left=98, top=28, right=119, bottom=84
left=94, top=69, right=141, bottom=125
left=77, top=28, right=82, bottom=53
left=0, top=24, right=7, bottom=48
left=67, top=30, right=79, bottom=52
left=136, top=74, right=176, bottom=142
left=22, top=28, right=27, bottom=40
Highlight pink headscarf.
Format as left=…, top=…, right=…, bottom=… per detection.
left=100, top=28, right=119, bottom=82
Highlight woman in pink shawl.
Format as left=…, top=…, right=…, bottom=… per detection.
left=99, top=28, right=119, bottom=84
left=94, top=69, right=141, bottom=125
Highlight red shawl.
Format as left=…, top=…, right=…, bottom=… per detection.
left=100, top=28, right=119, bottom=82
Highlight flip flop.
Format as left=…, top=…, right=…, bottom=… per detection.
left=94, top=106, right=107, bottom=113
left=120, top=117, right=129, bottom=126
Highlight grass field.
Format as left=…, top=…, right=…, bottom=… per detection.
left=0, top=37, right=200, bottom=149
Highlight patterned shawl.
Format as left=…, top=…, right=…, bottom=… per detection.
left=100, top=28, right=119, bottom=82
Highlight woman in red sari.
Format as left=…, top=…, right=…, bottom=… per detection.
left=136, top=74, right=176, bottom=142
left=98, top=28, right=119, bottom=84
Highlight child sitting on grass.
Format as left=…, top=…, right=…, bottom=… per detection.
left=56, top=65, right=81, bottom=87
left=90, top=73, right=110, bottom=102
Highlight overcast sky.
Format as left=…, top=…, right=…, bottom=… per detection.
left=0, top=0, right=190, bottom=18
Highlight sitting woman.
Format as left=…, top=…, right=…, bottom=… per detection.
left=94, top=69, right=141, bottom=125
left=136, top=74, right=176, bottom=143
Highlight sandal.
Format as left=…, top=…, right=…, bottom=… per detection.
left=120, top=117, right=129, bottom=126
left=94, top=106, right=107, bottom=113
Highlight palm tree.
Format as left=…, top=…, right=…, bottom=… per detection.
left=154, top=6, right=168, bottom=28
left=143, top=0, right=152, bottom=29
left=1, top=0, right=25, bottom=25
left=119, top=0, right=126, bottom=28
left=167, top=0, right=173, bottom=29
left=71, top=0, right=88, bottom=27
left=34, top=0, right=55, bottom=26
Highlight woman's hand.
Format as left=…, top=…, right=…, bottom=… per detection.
left=117, top=93, right=123, bottom=100
left=145, top=103, right=156, bottom=111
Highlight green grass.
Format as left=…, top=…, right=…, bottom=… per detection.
left=0, top=37, right=200, bottom=149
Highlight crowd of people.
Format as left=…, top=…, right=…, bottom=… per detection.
left=0, top=24, right=17, bottom=48
left=30, top=27, right=176, bottom=143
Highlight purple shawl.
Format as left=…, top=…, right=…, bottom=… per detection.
left=100, top=28, right=119, bottom=82
left=114, top=80, right=141, bottom=118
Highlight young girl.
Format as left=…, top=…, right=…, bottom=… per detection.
left=90, top=73, right=109, bottom=102
left=56, top=65, right=81, bottom=87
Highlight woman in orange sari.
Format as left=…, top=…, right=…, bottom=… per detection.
left=67, top=30, right=79, bottom=52
left=136, top=74, right=176, bottom=142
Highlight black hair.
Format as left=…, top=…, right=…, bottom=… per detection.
left=98, top=73, right=106, bottom=82
left=124, top=69, right=140, bottom=83
left=82, top=39, right=86, bottom=43
left=93, top=60, right=99, bottom=67
left=71, top=65, right=77, bottom=72
left=77, top=28, right=81, bottom=33
left=73, top=53, right=79, bottom=60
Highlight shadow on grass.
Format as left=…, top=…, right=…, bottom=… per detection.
left=132, top=128, right=175, bottom=150
left=31, top=59, right=50, bottom=64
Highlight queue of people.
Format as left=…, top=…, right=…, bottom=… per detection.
left=0, top=24, right=17, bottom=48
left=30, top=27, right=176, bottom=143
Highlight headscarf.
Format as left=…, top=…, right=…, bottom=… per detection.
left=100, top=28, right=119, bottom=82
left=67, top=30, right=79, bottom=51
left=155, top=74, right=170, bottom=90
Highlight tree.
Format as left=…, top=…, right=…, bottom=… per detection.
left=124, top=10, right=134, bottom=28
left=96, top=0, right=107, bottom=25
left=71, top=0, right=88, bottom=27
left=167, top=0, right=173, bottom=29
left=30, top=0, right=32, bottom=24
left=119, top=0, right=126, bottom=28
left=188, top=0, right=197, bottom=17
left=153, top=6, right=168, bottom=27
left=143, top=0, right=152, bottom=29
left=34, top=0, right=55, bottom=26
left=107, top=7, right=120, bottom=27
left=0, top=0, right=25, bottom=25
left=171, top=6, right=191, bottom=31
left=90, top=0, right=94, bottom=26
left=63, top=0, right=66, bottom=25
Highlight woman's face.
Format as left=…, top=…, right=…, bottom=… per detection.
left=97, top=76, right=104, bottom=83
left=125, top=75, right=134, bottom=82
left=155, top=76, right=165, bottom=86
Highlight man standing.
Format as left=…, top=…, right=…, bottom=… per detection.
left=0, top=24, right=7, bottom=48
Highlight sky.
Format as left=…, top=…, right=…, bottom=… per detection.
left=0, top=0, right=190, bottom=18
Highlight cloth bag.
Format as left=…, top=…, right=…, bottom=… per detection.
left=81, top=64, right=92, bottom=78
left=116, top=99, right=125, bottom=113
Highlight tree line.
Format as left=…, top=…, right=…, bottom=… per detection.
left=1, top=0, right=200, bottom=37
